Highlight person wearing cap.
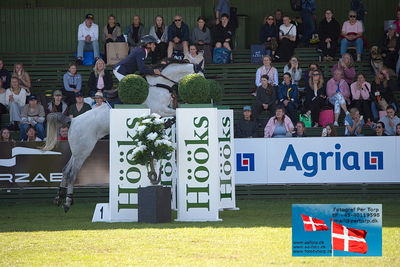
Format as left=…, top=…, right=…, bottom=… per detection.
left=76, top=13, right=100, bottom=64
left=19, top=95, right=45, bottom=141
left=92, top=91, right=111, bottom=109
left=167, top=15, right=190, bottom=58
left=47, top=90, right=68, bottom=115
left=234, top=105, right=257, bottom=138
left=67, top=92, right=92, bottom=118
left=381, top=24, right=400, bottom=71
left=253, top=74, right=277, bottom=127
left=113, top=35, right=161, bottom=81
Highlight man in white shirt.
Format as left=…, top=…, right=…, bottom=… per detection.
left=76, top=14, right=100, bottom=64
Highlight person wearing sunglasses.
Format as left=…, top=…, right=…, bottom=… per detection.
left=340, top=10, right=364, bottom=62
left=259, top=15, right=279, bottom=57
left=374, top=121, right=386, bottom=136
left=318, top=9, right=341, bottom=61
left=167, top=15, right=190, bottom=58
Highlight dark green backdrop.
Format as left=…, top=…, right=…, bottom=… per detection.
left=0, top=0, right=397, bottom=52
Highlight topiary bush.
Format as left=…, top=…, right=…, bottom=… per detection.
left=208, top=79, right=223, bottom=105
left=118, top=74, right=149, bottom=104
left=178, top=74, right=210, bottom=104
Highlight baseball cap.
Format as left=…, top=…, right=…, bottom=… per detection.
left=85, top=14, right=94, bottom=20
left=243, top=105, right=252, bottom=111
left=53, top=90, right=63, bottom=96
left=28, top=95, right=37, bottom=101
left=75, top=91, right=84, bottom=97
left=94, top=91, right=104, bottom=98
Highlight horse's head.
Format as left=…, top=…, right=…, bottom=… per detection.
left=161, top=63, right=204, bottom=83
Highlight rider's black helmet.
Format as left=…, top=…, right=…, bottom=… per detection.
left=140, top=35, right=158, bottom=47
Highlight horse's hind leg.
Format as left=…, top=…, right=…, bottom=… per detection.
left=53, top=186, right=67, bottom=207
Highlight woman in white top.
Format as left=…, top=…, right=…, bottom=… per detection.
left=255, top=55, right=278, bottom=87
left=0, top=80, right=7, bottom=117
left=5, top=77, right=28, bottom=129
left=184, top=45, right=205, bottom=69
left=283, top=57, right=303, bottom=85
left=275, top=15, right=297, bottom=62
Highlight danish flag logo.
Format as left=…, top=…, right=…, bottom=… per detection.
left=236, top=153, right=255, bottom=171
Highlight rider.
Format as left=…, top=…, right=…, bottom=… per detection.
left=113, top=35, right=161, bottom=81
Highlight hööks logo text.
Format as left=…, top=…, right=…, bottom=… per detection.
left=280, top=144, right=383, bottom=177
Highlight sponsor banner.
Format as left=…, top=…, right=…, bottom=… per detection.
left=176, top=107, right=221, bottom=221
left=234, top=138, right=268, bottom=185
left=160, top=123, right=177, bottom=210
left=292, top=204, right=382, bottom=257
left=0, top=141, right=109, bottom=188
left=268, top=137, right=398, bottom=183
left=108, top=108, right=151, bottom=222
left=217, top=109, right=237, bottom=209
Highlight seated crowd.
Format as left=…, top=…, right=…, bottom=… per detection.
left=1, top=0, right=400, bottom=142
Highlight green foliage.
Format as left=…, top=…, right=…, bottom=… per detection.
left=130, top=114, right=174, bottom=167
left=208, top=79, right=223, bottom=105
left=178, top=74, right=210, bottom=104
left=118, top=74, right=149, bottom=104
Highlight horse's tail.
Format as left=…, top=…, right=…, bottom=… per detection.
left=42, top=113, right=71, bottom=151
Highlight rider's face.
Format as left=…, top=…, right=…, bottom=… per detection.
left=149, top=43, right=156, bottom=51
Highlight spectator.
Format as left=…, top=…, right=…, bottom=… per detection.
left=19, top=95, right=45, bottom=141
left=344, top=107, right=364, bottom=136
left=47, top=90, right=68, bottom=115
left=114, top=35, right=161, bottom=81
left=283, top=57, right=303, bottom=85
left=351, top=0, right=367, bottom=22
left=127, top=15, right=145, bottom=50
left=5, top=77, right=28, bottom=130
left=318, top=9, right=341, bottom=61
left=235, top=106, right=257, bottom=138
left=374, top=121, right=387, bottom=136
left=167, top=15, right=190, bottom=58
left=326, top=69, right=350, bottom=126
left=253, top=75, right=277, bottom=126
left=58, top=125, right=69, bottom=141
left=350, top=74, right=373, bottom=124
left=292, top=121, right=307, bottom=137
left=102, top=15, right=122, bottom=63
left=63, top=63, right=82, bottom=106
left=394, top=10, right=400, bottom=34
left=274, top=9, right=283, bottom=28
left=76, top=14, right=100, bottom=64
left=215, top=0, right=230, bottom=23
left=264, top=106, right=294, bottom=138
left=0, top=59, right=11, bottom=89
left=255, top=55, right=279, bottom=87
left=191, top=16, right=212, bottom=64
left=12, top=63, right=31, bottom=91
left=149, top=15, right=168, bottom=64
left=371, top=68, right=398, bottom=120
left=67, top=92, right=92, bottom=118
left=321, top=123, right=337, bottom=137
left=0, top=128, right=14, bottom=142
left=396, top=122, right=400, bottom=136
left=184, top=45, right=205, bottom=69
left=304, top=70, right=327, bottom=127
left=0, top=80, right=6, bottom=120
left=25, top=126, right=42, bottom=142
left=379, top=106, right=400, bottom=136
left=259, top=15, right=279, bottom=58
left=88, top=59, right=113, bottom=97
left=276, top=15, right=297, bottom=62
left=212, top=14, right=234, bottom=51
left=381, top=24, right=400, bottom=71
left=301, top=0, right=316, bottom=46
left=340, top=10, right=364, bottom=61
left=303, top=63, right=323, bottom=85
left=331, top=53, right=356, bottom=85
left=278, top=73, right=299, bottom=124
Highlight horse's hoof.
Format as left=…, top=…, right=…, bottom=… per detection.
left=63, top=203, right=70, bottom=213
left=53, top=196, right=63, bottom=207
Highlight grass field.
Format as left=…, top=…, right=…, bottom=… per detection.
left=1, top=197, right=399, bottom=266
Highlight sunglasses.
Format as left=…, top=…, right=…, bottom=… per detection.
left=349, top=15, right=356, bottom=18
left=312, top=73, right=320, bottom=76
left=376, top=126, right=382, bottom=129
left=174, top=19, right=182, bottom=22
